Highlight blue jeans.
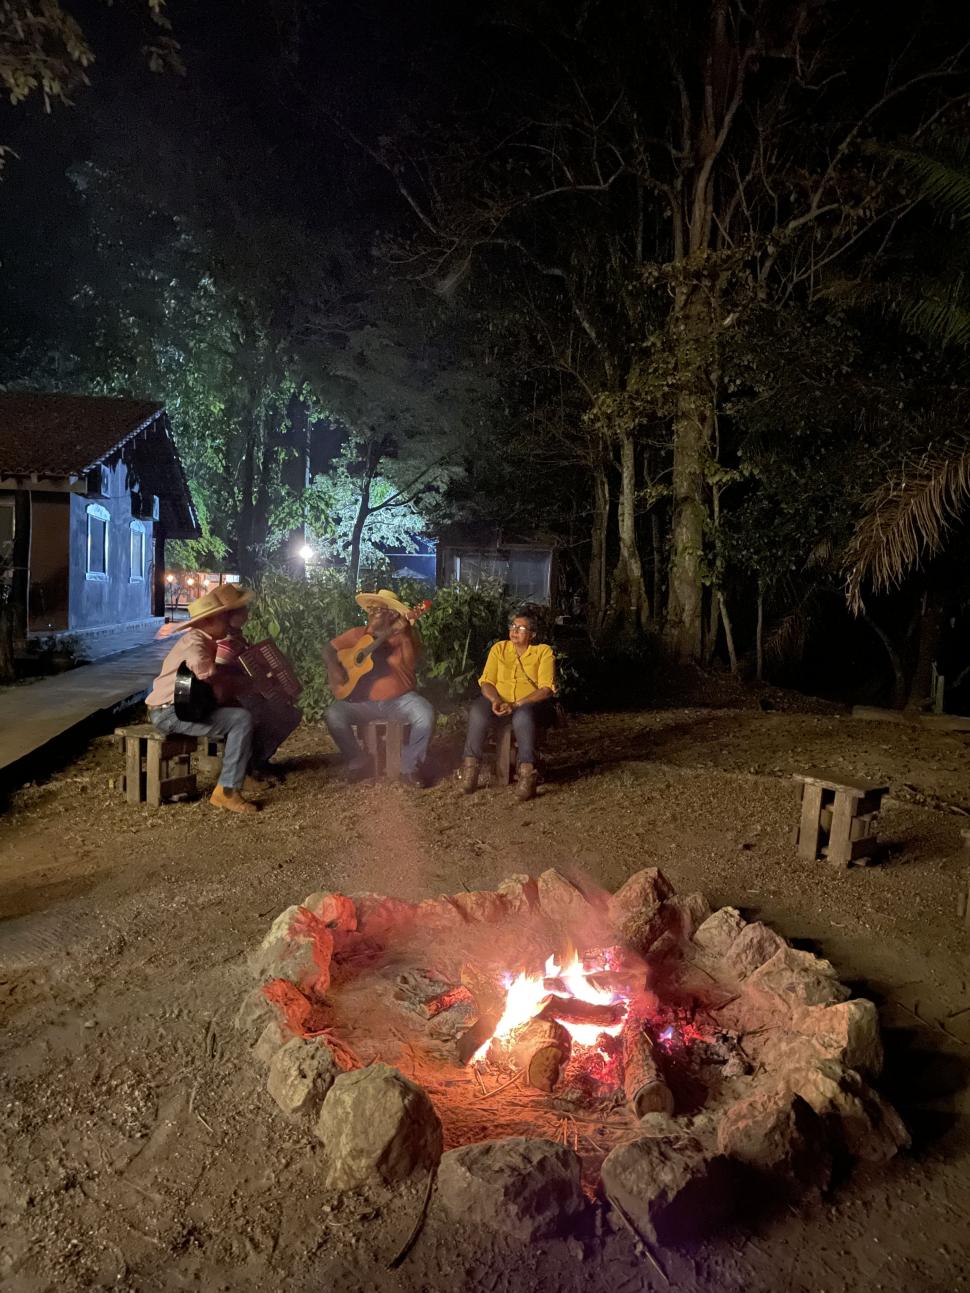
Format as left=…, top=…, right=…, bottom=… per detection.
left=325, top=692, right=434, bottom=775
left=463, top=695, right=553, bottom=767
left=150, top=704, right=253, bottom=789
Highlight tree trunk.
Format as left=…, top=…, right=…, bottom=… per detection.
left=12, top=489, right=30, bottom=642
left=665, top=286, right=715, bottom=661
left=347, top=471, right=373, bottom=591
left=755, top=581, right=765, bottom=682
left=906, top=591, right=945, bottom=712
left=705, top=589, right=720, bottom=666
left=650, top=508, right=662, bottom=624
left=607, top=428, right=649, bottom=630
left=236, top=420, right=259, bottom=577
left=250, top=414, right=278, bottom=567
left=718, top=592, right=738, bottom=675
left=860, top=610, right=907, bottom=709
left=0, top=601, right=14, bottom=683
left=587, top=463, right=609, bottom=634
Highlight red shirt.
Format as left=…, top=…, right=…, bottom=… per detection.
left=330, top=625, right=418, bottom=701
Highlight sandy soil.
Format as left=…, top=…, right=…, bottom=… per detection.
left=0, top=694, right=968, bottom=1293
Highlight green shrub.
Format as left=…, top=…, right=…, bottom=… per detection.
left=245, top=571, right=515, bottom=721
left=399, top=576, right=515, bottom=712
left=246, top=569, right=359, bottom=721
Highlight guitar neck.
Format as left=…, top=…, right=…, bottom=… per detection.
left=356, top=625, right=397, bottom=661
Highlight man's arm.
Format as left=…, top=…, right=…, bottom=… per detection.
left=183, top=633, right=217, bottom=681
left=321, top=639, right=348, bottom=686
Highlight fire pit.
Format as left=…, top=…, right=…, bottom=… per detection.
left=237, top=869, right=908, bottom=1245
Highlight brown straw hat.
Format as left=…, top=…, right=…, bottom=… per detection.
left=157, top=583, right=255, bottom=637
left=354, top=588, right=412, bottom=619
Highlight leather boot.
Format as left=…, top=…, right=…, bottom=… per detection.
left=515, top=762, right=538, bottom=802
left=461, top=756, right=480, bottom=794
left=210, top=785, right=259, bottom=814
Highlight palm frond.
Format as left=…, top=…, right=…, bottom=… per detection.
left=804, top=537, right=833, bottom=571
left=844, top=443, right=970, bottom=611
left=763, top=608, right=806, bottom=665
left=880, top=141, right=970, bottom=223
left=898, top=291, right=970, bottom=350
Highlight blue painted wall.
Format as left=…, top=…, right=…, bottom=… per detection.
left=67, top=459, right=156, bottom=630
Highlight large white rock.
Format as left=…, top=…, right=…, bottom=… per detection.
left=723, top=922, right=786, bottom=978
left=785, top=1061, right=909, bottom=1163
left=693, top=907, right=746, bottom=957
left=794, top=999, right=884, bottom=1078
left=601, top=1135, right=733, bottom=1244
left=315, top=1064, right=442, bottom=1189
left=267, top=1038, right=340, bottom=1119
left=717, top=1083, right=831, bottom=1192
left=436, top=1137, right=584, bottom=1240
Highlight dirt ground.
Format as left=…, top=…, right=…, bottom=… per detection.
left=1, top=690, right=969, bottom=1293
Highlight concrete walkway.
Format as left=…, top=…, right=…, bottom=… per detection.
left=0, top=638, right=169, bottom=772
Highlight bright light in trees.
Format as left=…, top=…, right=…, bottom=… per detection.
left=299, top=543, right=314, bottom=561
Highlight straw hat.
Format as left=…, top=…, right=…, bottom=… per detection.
left=158, top=583, right=255, bottom=637
left=355, top=588, right=412, bottom=620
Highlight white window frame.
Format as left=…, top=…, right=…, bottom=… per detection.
left=129, top=520, right=146, bottom=583
left=86, top=503, right=110, bottom=582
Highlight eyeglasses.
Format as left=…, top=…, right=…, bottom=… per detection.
left=508, top=624, right=530, bottom=633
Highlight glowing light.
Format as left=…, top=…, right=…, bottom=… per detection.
left=165, top=573, right=175, bottom=584
left=186, top=577, right=195, bottom=586
left=298, top=543, right=314, bottom=562
left=470, top=948, right=629, bottom=1063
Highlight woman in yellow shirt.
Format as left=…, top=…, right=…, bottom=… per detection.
left=461, top=609, right=556, bottom=801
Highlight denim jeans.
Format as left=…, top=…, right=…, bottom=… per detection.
left=325, top=692, right=434, bottom=775
left=463, top=695, right=553, bottom=767
left=150, top=703, right=253, bottom=789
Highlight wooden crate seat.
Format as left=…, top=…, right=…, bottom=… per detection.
left=794, top=771, right=888, bottom=867
left=352, top=720, right=410, bottom=779
left=114, top=725, right=227, bottom=807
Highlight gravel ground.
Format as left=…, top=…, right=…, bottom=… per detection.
left=0, top=698, right=968, bottom=1293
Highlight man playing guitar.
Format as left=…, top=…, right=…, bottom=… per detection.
left=322, top=589, right=434, bottom=786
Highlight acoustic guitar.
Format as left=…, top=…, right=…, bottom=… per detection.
left=330, top=600, right=432, bottom=701
left=173, top=662, right=217, bottom=722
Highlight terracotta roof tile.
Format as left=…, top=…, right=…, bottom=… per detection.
left=0, top=393, right=163, bottom=476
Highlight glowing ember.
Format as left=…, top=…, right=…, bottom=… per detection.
left=470, top=949, right=630, bottom=1064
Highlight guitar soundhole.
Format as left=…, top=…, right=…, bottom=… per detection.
left=355, top=653, right=365, bottom=665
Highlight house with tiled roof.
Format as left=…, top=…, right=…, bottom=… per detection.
left=0, top=393, right=199, bottom=655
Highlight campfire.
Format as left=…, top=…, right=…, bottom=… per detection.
left=237, top=869, right=909, bottom=1248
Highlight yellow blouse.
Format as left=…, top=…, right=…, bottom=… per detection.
left=478, top=640, right=557, bottom=704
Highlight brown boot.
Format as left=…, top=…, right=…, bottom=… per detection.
left=515, top=762, right=538, bottom=802
left=210, top=785, right=260, bottom=814
left=460, top=757, right=480, bottom=794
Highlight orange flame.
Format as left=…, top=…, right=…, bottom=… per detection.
left=470, top=949, right=628, bottom=1064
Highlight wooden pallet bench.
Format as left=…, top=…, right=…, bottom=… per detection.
left=794, top=771, right=888, bottom=867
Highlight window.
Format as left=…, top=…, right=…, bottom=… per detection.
left=86, top=503, right=110, bottom=581
left=130, top=521, right=146, bottom=582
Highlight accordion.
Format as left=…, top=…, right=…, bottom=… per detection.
left=239, top=639, right=302, bottom=703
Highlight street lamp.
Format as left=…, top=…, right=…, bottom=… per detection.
left=299, top=543, right=314, bottom=562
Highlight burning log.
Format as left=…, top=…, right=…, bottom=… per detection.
left=510, top=1018, right=572, bottom=1092
left=540, top=997, right=626, bottom=1028
left=621, top=1001, right=674, bottom=1117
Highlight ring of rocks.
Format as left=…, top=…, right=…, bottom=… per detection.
left=235, top=868, right=908, bottom=1248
